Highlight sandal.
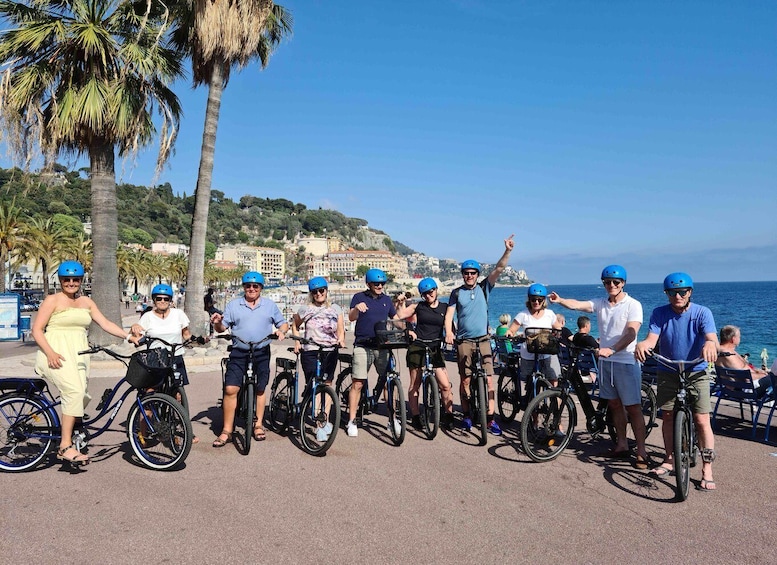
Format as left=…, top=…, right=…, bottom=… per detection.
left=253, top=426, right=266, bottom=441
left=650, top=464, right=674, bottom=477
left=212, top=431, right=232, bottom=448
left=57, top=444, right=89, bottom=466
left=602, top=447, right=631, bottom=459
left=697, top=479, right=717, bottom=492
left=633, top=454, right=652, bottom=470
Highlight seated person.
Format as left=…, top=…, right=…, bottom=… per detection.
left=572, top=316, right=599, bottom=382
left=553, top=313, right=574, bottom=344
left=716, top=325, right=771, bottom=392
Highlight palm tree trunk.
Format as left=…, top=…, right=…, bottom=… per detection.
left=89, top=139, right=123, bottom=344
left=184, top=61, right=225, bottom=335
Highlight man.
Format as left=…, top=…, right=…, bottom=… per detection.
left=346, top=268, right=398, bottom=438
left=716, top=325, right=772, bottom=392
left=210, top=271, right=288, bottom=448
left=549, top=265, right=648, bottom=469
left=444, top=234, right=515, bottom=436
left=553, top=313, right=573, bottom=344
left=635, top=272, right=718, bottom=491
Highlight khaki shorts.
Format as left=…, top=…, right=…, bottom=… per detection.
left=656, top=370, right=712, bottom=413
left=455, top=338, right=494, bottom=380
left=352, top=346, right=389, bottom=381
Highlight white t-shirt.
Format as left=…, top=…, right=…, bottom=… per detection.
left=138, top=309, right=190, bottom=351
left=513, top=308, right=556, bottom=361
left=588, top=294, right=642, bottom=365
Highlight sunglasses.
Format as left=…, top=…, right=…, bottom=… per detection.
left=60, top=277, right=82, bottom=283
left=370, top=282, right=385, bottom=287
left=462, top=271, right=478, bottom=277
left=529, top=297, right=545, bottom=303
left=154, top=296, right=171, bottom=302
left=243, top=283, right=261, bottom=289
left=422, top=289, right=436, bottom=297
left=666, top=288, right=691, bottom=298
left=602, top=279, right=623, bottom=287
left=311, top=288, right=327, bottom=295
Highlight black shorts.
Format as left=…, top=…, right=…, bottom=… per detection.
left=300, top=349, right=338, bottom=382
left=223, top=346, right=271, bottom=392
left=406, top=342, right=445, bottom=370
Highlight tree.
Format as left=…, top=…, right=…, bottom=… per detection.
left=0, top=199, right=22, bottom=292
left=0, top=0, right=183, bottom=343
left=173, top=1, right=293, bottom=331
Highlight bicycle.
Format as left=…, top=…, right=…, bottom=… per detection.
left=267, top=336, right=341, bottom=456
left=648, top=351, right=707, bottom=501
left=216, top=332, right=277, bottom=455
left=495, top=333, right=552, bottom=423
left=335, top=320, right=407, bottom=446
left=0, top=345, right=192, bottom=472
left=457, top=335, right=493, bottom=446
left=414, top=339, right=442, bottom=440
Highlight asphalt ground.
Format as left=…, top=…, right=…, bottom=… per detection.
left=1, top=316, right=776, bottom=564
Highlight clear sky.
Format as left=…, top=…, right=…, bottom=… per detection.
left=10, top=1, right=777, bottom=284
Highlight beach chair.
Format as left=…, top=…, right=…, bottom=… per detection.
left=712, top=366, right=772, bottom=440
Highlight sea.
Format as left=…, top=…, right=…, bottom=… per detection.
left=483, top=281, right=777, bottom=369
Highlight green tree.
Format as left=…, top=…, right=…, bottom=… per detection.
left=0, top=0, right=183, bottom=343
left=173, top=1, right=293, bottom=330
left=0, top=199, right=23, bottom=292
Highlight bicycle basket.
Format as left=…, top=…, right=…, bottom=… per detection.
left=524, top=328, right=559, bottom=355
left=374, top=319, right=410, bottom=349
left=126, top=348, right=172, bottom=388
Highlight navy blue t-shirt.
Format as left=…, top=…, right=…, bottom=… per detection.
left=350, top=291, right=396, bottom=347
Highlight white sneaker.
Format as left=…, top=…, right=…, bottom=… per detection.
left=316, top=427, right=328, bottom=442
left=323, top=422, right=334, bottom=436
left=346, top=420, right=358, bottom=437
left=388, top=418, right=402, bottom=437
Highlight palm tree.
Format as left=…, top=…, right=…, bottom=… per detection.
left=0, top=198, right=23, bottom=292
left=173, top=1, right=293, bottom=330
left=0, top=0, right=184, bottom=343
left=17, top=217, right=66, bottom=294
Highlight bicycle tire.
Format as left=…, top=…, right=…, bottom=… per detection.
left=170, top=386, right=189, bottom=416
left=470, top=374, right=488, bottom=446
left=267, top=372, right=293, bottom=434
left=386, top=376, right=406, bottom=446
left=530, top=372, right=551, bottom=400
left=241, top=383, right=256, bottom=455
left=127, top=393, right=192, bottom=471
left=497, top=372, right=519, bottom=422
left=335, top=367, right=356, bottom=426
left=299, top=385, right=340, bottom=456
left=674, top=408, right=692, bottom=501
left=421, top=374, right=440, bottom=440
left=0, top=394, right=55, bottom=472
left=520, top=389, right=575, bottom=462
left=641, top=383, right=657, bottom=439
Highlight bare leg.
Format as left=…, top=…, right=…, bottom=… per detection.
left=694, top=412, right=716, bottom=488
left=408, top=368, right=421, bottom=416
left=608, top=397, right=630, bottom=453
left=625, top=403, right=648, bottom=459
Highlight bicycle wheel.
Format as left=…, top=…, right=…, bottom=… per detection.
left=299, top=385, right=340, bottom=456
left=335, top=367, right=355, bottom=425
left=170, top=386, right=189, bottom=416
left=641, top=383, right=657, bottom=439
left=673, top=408, right=692, bottom=501
left=420, top=375, right=440, bottom=440
left=0, top=394, right=55, bottom=472
left=520, top=389, right=575, bottom=462
left=497, top=372, right=519, bottom=422
left=386, top=376, right=406, bottom=446
left=241, top=383, right=256, bottom=455
left=267, top=373, right=293, bottom=434
left=127, top=393, right=192, bottom=470
left=471, top=374, right=488, bottom=446
left=530, top=372, right=551, bottom=399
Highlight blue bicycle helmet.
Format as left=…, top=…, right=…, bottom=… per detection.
left=527, top=283, right=548, bottom=298
left=460, top=259, right=481, bottom=273
left=151, top=283, right=174, bottom=298
left=601, top=264, right=627, bottom=281
left=242, top=271, right=265, bottom=286
left=417, top=277, right=437, bottom=294
left=664, top=272, right=693, bottom=290
left=57, top=260, right=84, bottom=278
left=365, top=268, right=387, bottom=284
left=308, top=276, right=328, bottom=292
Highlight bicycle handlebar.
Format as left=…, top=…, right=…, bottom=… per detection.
left=287, top=335, right=340, bottom=350
left=648, top=351, right=706, bottom=373
left=213, top=333, right=278, bottom=349
left=78, top=345, right=133, bottom=361
left=135, top=335, right=207, bottom=351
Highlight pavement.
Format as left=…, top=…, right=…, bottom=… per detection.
left=2, top=313, right=777, bottom=563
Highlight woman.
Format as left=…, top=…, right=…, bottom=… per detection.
left=395, top=278, right=455, bottom=431
left=291, top=277, right=345, bottom=441
left=130, top=283, right=199, bottom=443
left=506, top=283, right=561, bottom=386
left=32, top=260, right=131, bottom=465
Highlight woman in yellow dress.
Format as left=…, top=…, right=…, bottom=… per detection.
left=32, top=261, right=130, bottom=466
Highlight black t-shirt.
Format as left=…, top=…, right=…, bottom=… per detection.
left=572, top=332, right=598, bottom=349
left=559, top=327, right=573, bottom=343
left=413, top=301, right=447, bottom=342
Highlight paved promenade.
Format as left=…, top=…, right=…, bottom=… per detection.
left=1, top=314, right=776, bottom=563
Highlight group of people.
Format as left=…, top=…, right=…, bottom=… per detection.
left=35, top=243, right=772, bottom=493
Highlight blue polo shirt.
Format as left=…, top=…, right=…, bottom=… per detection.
left=222, top=295, right=286, bottom=350
left=350, top=291, right=396, bottom=347
left=649, top=302, right=716, bottom=371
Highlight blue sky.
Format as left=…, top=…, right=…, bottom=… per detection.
left=8, top=1, right=777, bottom=284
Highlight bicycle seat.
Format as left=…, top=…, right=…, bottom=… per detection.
left=276, top=357, right=296, bottom=371
left=338, top=353, right=353, bottom=364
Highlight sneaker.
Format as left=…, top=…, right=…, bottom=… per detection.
left=323, top=422, right=334, bottom=436
left=411, top=415, right=423, bottom=430
left=441, top=413, right=455, bottom=431
left=346, top=420, right=358, bottom=437
left=461, top=417, right=472, bottom=431
left=388, top=418, right=402, bottom=436
left=553, top=430, right=566, bottom=440
left=488, top=420, right=502, bottom=436
left=316, top=427, right=328, bottom=442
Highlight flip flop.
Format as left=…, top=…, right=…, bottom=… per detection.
left=650, top=465, right=674, bottom=477
left=697, top=479, right=717, bottom=492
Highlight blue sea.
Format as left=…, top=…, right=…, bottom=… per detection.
left=483, top=281, right=777, bottom=368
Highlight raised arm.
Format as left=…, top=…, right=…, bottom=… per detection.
left=487, top=234, right=515, bottom=286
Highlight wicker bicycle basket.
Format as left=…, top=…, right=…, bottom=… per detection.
left=524, top=328, right=560, bottom=355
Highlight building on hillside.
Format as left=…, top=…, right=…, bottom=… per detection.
left=327, top=250, right=355, bottom=280
left=306, top=258, right=329, bottom=280
left=151, top=242, right=189, bottom=256
left=295, top=236, right=328, bottom=258
left=353, top=250, right=409, bottom=279
left=407, top=253, right=440, bottom=275
left=216, top=245, right=286, bottom=283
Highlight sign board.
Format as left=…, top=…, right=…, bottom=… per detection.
left=0, top=293, right=21, bottom=341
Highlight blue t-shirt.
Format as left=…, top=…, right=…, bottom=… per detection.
left=447, top=279, right=493, bottom=339
left=350, top=291, right=396, bottom=347
left=648, top=302, right=716, bottom=371
left=223, top=296, right=286, bottom=350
